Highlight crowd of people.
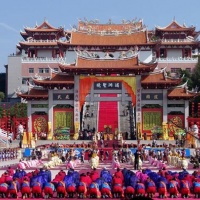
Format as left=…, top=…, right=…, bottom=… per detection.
left=0, top=162, right=200, bottom=199
left=0, top=148, right=19, bottom=161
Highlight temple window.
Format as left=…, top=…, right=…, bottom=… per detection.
left=22, top=78, right=29, bottom=85
left=186, top=68, right=191, bottom=73
left=171, top=68, right=181, bottom=73
left=160, top=49, right=165, bottom=58
left=53, top=68, right=59, bottom=71
left=29, top=68, right=34, bottom=73
left=44, top=68, right=49, bottom=73
left=38, top=68, right=44, bottom=73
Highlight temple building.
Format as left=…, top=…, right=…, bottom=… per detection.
left=10, top=18, right=200, bottom=140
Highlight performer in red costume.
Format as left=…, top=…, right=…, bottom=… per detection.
left=146, top=177, right=156, bottom=198
left=114, top=168, right=124, bottom=182
left=56, top=181, right=67, bottom=198
left=101, top=182, right=112, bottom=198
left=193, top=179, right=200, bottom=198
left=112, top=175, right=124, bottom=198
left=43, top=182, right=55, bottom=199
left=88, top=182, right=101, bottom=198
left=157, top=181, right=167, bottom=198
left=66, top=183, right=76, bottom=198
left=124, top=186, right=135, bottom=199
left=21, top=177, right=31, bottom=199
left=8, top=178, right=20, bottom=199
left=77, top=181, right=87, bottom=198
left=180, top=179, right=190, bottom=198
left=135, top=181, right=145, bottom=197
left=31, top=181, right=42, bottom=198
left=0, top=182, right=9, bottom=198
left=168, top=178, right=179, bottom=198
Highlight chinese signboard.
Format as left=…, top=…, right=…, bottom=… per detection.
left=94, top=82, right=122, bottom=90
left=141, top=93, right=163, bottom=100
left=53, top=93, right=74, bottom=100
left=136, top=88, right=141, bottom=122
left=74, top=76, right=80, bottom=126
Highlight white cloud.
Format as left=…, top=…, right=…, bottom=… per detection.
left=0, top=23, right=18, bottom=33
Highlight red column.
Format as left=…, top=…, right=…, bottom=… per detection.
left=198, top=103, right=200, bottom=117
left=192, top=102, right=195, bottom=117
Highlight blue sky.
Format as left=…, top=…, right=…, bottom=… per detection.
left=0, top=0, right=200, bottom=72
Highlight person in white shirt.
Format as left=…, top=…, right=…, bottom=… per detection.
left=17, top=122, right=24, bottom=148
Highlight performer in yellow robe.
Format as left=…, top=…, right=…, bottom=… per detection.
left=22, top=132, right=28, bottom=148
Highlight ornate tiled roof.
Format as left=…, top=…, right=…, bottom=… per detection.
left=16, top=88, right=48, bottom=100
left=141, top=68, right=182, bottom=89
left=19, top=40, right=58, bottom=47
left=167, top=88, right=198, bottom=100
left=32, top=72, right=74, bottom=89
left=59, top=52, right=157, bottom=75
left=167, top=82, right=200, bottom=100
left=77, top=19, right=143, bottom=32
left=155, top=20, right=195, bottom=32
left=68, top=30, right=148, bottom=45
left=24, top=20, right=64, bottom=33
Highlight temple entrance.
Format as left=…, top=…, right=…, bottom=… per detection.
left=79, top=76, right=137, bottom=139
left=98, top=93, right=118, bottom=132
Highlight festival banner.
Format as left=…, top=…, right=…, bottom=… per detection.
left=168, top=114, right=185, bottom=136
left=32, top=115, right=48, bottom=134
left=53, top=109, right=74, bottom=140
left=142, top=108, right=162, bottom=132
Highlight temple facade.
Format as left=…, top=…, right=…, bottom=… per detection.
left=10, top=19, right=200, bottom=140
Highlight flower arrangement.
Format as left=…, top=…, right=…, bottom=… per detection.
left=151, top=125, right=163, bottom=134
left=151, top=125, right=163, bottom=139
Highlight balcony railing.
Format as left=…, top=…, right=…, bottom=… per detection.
left=157, top=57, right=198, bottom=63
left=22, top=39, right=58, bottom=43
left=161, top=38, right=195, bottom=43
left=21, top=57, right=66, bottom=63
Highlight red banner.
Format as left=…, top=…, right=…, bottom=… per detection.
left=32, top=115, right=48, bottom=134
left=168, top=115, right=184, bottom=136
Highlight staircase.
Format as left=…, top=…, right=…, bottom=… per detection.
left=0, top=128, right=9, bottom=147
left=98, top=94, right=118, bottom=132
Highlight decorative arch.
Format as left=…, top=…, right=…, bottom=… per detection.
left=79, top=76, right=136, bottom=109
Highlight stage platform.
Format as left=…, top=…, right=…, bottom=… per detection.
left=33, top=139, right=177, bottom=147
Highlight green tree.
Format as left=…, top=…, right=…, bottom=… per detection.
left=0, top=92, right=5, bottom=102
left=191, top=56, right=200, bottom=89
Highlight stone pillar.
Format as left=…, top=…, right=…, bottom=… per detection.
left=27, top=102, right=32, bottom=133
left=184, top=100, right=189, bottom=130
left=74, top=75, right=80, bottom=139
left=48, top=90, right=54, bottom=139
left=136, top=75, right=142, bottom=139
left=163, top=89, right=168, bottom=122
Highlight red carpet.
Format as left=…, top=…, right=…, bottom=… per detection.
left=98, top=94, right=118, bottom=132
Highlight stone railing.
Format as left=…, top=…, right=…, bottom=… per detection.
left=157, top=57, right=198, bottom=63
left=22, top=57, right=66, bottom=63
